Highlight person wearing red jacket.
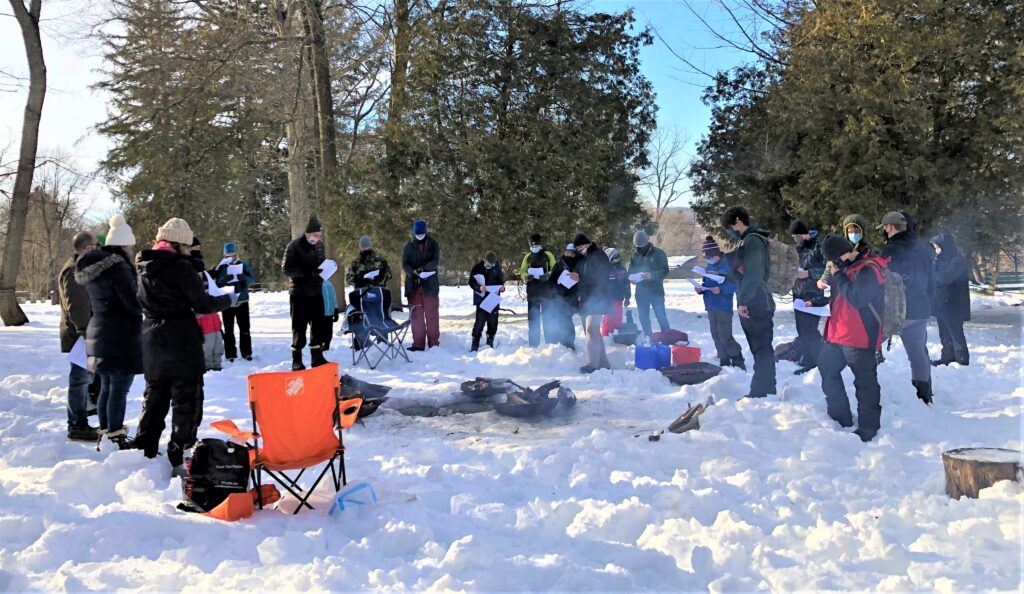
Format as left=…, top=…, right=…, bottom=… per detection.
left=818, top=234, right=886, bottom=442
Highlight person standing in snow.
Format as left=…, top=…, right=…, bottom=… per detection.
left=282, top=216, right=328, bottom=370
left=60, top=230, right=99, bottom=441
left=547, top=243, right=581, bottom=349
left=878, top=211, right=936, bottom=404
left=819, top=214, right=873, bottom=289
left=189, top=237, right=224, bottom=372
left=74, top=215, right=143, bottom=450
left=601, top=247, right=630, bottom=337
left=929, top=232, right=971, bottom=366
left=346, top=235, right=392, bottom=290
left=519, top=233, right=556, bottom=347
left=695, top=236, right=744, bottom=369
left=214, top=242, right=256, bottom=362
left=468, top=251, right=506, bottom=351
left=818, top=234, right=885, bottom=442
left=721, top=206, right=777, bottom=398
left=134, top=218, right=237, bottom=476
left=319, top=272, right=340, bottom=359
left=789, top=220, right=828, bottom=374
left=402, top=219, right=442, bottom=351
left=572, top=232, right=612, bottom=373
left=627, top=230, right=671, bottom=337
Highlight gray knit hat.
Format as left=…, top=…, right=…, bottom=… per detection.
left=359, top=235, right=373, bottom=250
left=633, top=230, right=650, bottom=247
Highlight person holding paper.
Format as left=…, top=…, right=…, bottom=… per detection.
left=695, top=236, right=744, bottom=369
left=135, top=218, right=238, bottom=476
left=601, top=247, right=630, bottom=336
left=547, top=244, right=581, bottom=349
left=282, top=216, right=328, bottom=370
left=74, top=214, right=143, bottom=450
left=401, top=219, right=441, bottom=350
left=818, top=234, right=886, bottom=442
left=518, top=233, right=557, bottom=347
left=721, top=206, right=776, bottom=398
left=346, top=235, right=392, bottom=289
left=573, top=232, right=612, bottom=373
left=214, top=242, right=256, bottom=361
left=627, top=230, right=671, bottom=337
left=930, top=232, right=971, bottom=367
left=60, top=230, right=100, bottom=442
left=189, top=237, right=225, bottom=372
left=468, top=251, right=506, bottom=351
left=790, top=220, right=829, bottom=375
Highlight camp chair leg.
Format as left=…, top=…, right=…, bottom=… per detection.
left=253, top=468, right=264, bottom=510
left=330, top=460, right=340, bottom=491
left=264, top=469, right=315, bottom=512
left=340, top=453, right=348, bottom=487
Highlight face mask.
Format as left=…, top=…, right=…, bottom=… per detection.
left=934, top=247, right=942, bottom=255
left=307, top=237, right=319, bottom=245
left=706, top=256, right=720, bottom=265
left=484, top=263, right=494, bottom=270
left=530, top=246, right=541, bottom=254
left=726, top=228, right=741, bottom=239
left=578, top=245, right=589, bottom=255
left=414, top=234, right=426, bottom=241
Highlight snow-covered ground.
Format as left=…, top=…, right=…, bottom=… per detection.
left=1, top=282, right=1021, bottom=592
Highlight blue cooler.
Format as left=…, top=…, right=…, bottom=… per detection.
left=636, top=343, right=671, bottom=370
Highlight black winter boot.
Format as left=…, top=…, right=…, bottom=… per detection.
left=731, top=356, right=747, bottom=371
left=107, top=428, right=134, bottom=451
left=470, top=336, right=480, bottom=352
left=486, top=335, right=495, bottom=348
left=291, top=351, right=305, bottom=371
left=913, top=380, right=933, bottom=405
left=67, top=425, right=99, bottom=442
left=311, top=349, right=329, bottom=368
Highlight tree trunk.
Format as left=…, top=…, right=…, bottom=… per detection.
left=1, top=0, right=46, bottom=326
left=942, top=448, right=1023, bottom=499
left=302, top=0, right=338, bottom=191
left=272, top=2, right=312, bottom=238
left=383, top=0, right=411, bottom=208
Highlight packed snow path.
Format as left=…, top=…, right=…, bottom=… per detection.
left=1, top=283, right=1021, bottom=591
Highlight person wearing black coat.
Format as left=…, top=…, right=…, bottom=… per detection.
left=60, top=230, right=100, bottom=441
left=468, top=251, right=506, bottom=351
left=879, top=211, right=936, bottom=404
left=573, top=232, right=612, bottom=373
left=547, top=245, right=581, bottom=349
left=282, top=216, right=328, bottom=370
left=134, top=218, right=236, bottom=475
left=930, top=233, right=971, bottom=366
left=401, top=219, right=442, bottom=350
left=790, top=220, right=828, bottom=374
left=74, top=215, right=142, bottom=449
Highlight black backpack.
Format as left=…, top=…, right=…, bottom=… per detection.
left=178, top=438, right=250, bottom=513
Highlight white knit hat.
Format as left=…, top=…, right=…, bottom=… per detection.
left=105, top=214, right=136, bottom=247
left=156, top=217, right=194, bottom=245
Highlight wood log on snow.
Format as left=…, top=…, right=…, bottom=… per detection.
left=942, top=448, right=1023, bottom=499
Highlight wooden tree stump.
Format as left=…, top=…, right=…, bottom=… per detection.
left=942, top=448, right=1023, bottom=499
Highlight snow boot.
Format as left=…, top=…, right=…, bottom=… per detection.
left=107, top=428, right=134, bottom=451
left=931, top=357, right=953, bottom=367
left=68, top=425, right=99, bottom=442
left=854, top=427, right=877, bottom=442
left=913, top=380, right=933, bottom=405
left=730, top=356, right=746, bottom=371
left=470, top=336, right=480, bottom=352
left=311, top=350, right=329, bottom=368
left=291, top=351, right=305, bottom=371
left=794, top=365, right=816, bottom=375
left=486, top=335, right=495, bottom=349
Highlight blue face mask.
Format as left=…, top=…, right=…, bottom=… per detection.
left=848, top=232, right=863, bottom=244
left=530, top=246, right=541, bottom=254
left=726, top=228, right=742, bottom=239
left=484, top=264, right=494, bottom=270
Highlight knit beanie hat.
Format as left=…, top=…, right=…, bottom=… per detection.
left=223, top=242, right=237, bottom=255
left=529, top=233, right=542, bottom=245
left=412, top=219, right=428, bottom=235
left=633, top=230, right=650, bottom=247
left=156, top=218, right=194, bottom=246
left=702, top=235, right=722, bottom=257
left=821, top=234, right=854, bottom=262
left=604, top=247, right=621, bottom=263
left=484, top=251, right=498, bottom=264
left=788, top=220, right=809, bottom=235
left=305, top=215, right=322, bottom=234
left=105, top=214, right=136, bottom=247
left=572, top=232, right=591, bottom=246
left=359, top=235, right=373, bottom=250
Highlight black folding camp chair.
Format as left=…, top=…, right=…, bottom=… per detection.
left=346, top=287, right=416, bottom=370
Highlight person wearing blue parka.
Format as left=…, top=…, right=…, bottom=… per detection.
left=695, top=236, right=744, bottom=369
left=215, top=242, right=256, bottom=361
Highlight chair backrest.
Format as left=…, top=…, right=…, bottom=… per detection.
left=247, top=362, right=341, bottom=468
left=360, top=287, right=387, bottom=328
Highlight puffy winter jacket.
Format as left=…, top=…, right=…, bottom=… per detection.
left=881, top=230, right=935, bottom=320
left=824, top=252, right=885, bottom=350
left=469, top=260, right=506, bottom=307
left=214, top=258, right=256, bottom=302
left=137, top=245, right=233, bottom=381
left=607, top=262, right=630, bottom=302
left=74, top=248, right=144, bottom=375
left=519, top=249, right=556, bottom=300
left=576, top=245, right=612, bottom=316
left=282, top=236, right=326, bottom=297
left=793, top=232, right=828, bottom=306
left=627, top=244, right=669, bottom=297
left=549, top=255, right=580, bottom=307
left=701, top=257, right=737, bottom=312
left=931, top=233, right=971, bottom=322
left=734, top=225, right=771, bottom=307
left=402, top=235, right=441, bottom=299
left=58, top=255, right=91, bottom=353
left=346, top=250, right=392, bottom=289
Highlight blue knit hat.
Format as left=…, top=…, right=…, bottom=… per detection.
left=413, top=219, right=428, bottom=235
left=223, top=242, right=237, bottom=255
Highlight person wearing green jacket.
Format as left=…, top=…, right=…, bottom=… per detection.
left=627, top=230, right=671, bottom=337
left=722, top=206, right=777, bottom=398
left=519, top=233, right=557, bottom=347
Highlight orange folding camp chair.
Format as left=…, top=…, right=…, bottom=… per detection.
left=211, top=362, right=362, bottom=514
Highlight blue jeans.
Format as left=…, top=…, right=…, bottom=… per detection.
left=635, top=288, right=670, bottom=336
left=68, top=364, right=93, bottom=429
left=97, top=371, right=135, bottom=432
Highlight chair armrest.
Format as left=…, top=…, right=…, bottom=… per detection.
left=210, top=419, right=258, bottom=441
left=338, top=397, right=363, bottom=430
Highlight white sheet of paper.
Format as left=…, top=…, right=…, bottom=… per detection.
left=319, top=259, right=338, bottom=281
left=68, top=336, right=87, bottom=369
left=687, top=278, right=704, bottom=291
left=205, top=271, right=235, bottom=296
left=363, top=269, right=380, bottom=279
left=692, top=266, right=726, bottom=284
left=794, top=301, right=831, bottom=317
left=473, top=274, right=485, bottom=286
left=419, top=271, right=436, bottom=279
left=227, top=264, right=243, bottom=276
left=218, top=256, right=234, bottom=268
left=557, top=269, right=577, bottom=288
left=479, top=292, right=501, bottom=313
left=486, top=285, right=504, bottom=293
left=628, top=272, right=646, bottom=284
left=527, top=267, right=544, bottom=279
